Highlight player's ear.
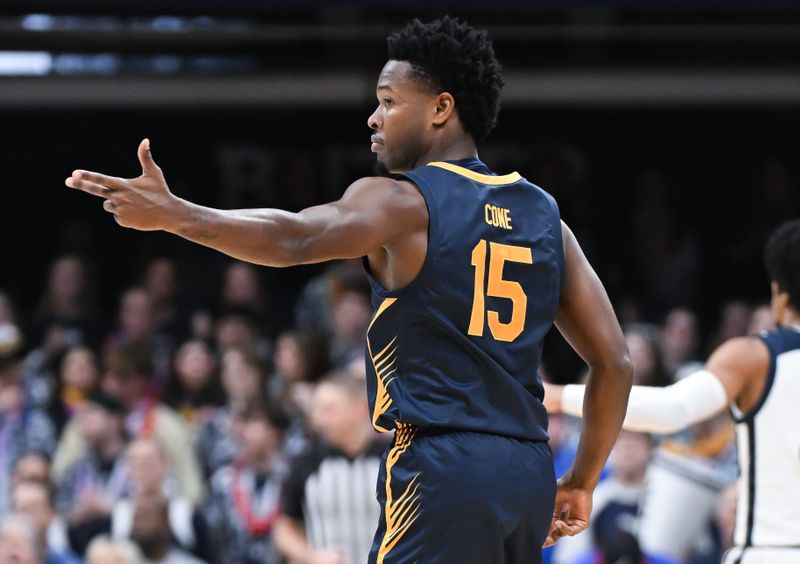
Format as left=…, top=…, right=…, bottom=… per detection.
left=432, top=92, right=455, bottom=126
left=771, top=280, right=790, bottom=325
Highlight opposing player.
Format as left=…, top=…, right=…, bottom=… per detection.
left=66, top=17, right=632, bottom=563
left=546, top=219, right=800, bottom=564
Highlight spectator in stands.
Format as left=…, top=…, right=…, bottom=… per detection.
left=219, top=262, right=270, bottom=329
left=708, top=301, right=752, bottom=351
left=12, top=480, right=80, bottom=563
left=46, top=345, right=101, bottom=434
left=0, top=515, right=39, bottom=564
left=163, top=339, right=224, bottom=436
left=625, top=324, right=669, bottom=387
left=0, top=322, right=56, bottom=514
left=106, top=288, right=172, bottom=391
left=12, top=452, right=51, bottom=486
left=747, top=304, right=774, bottom=334
left=205, top=402, right=288, bottom=564
left=53, top=341, right=203, bottom=503
left=142, top=256, right=191, bottom=344
left=55, top=390, right=129, bottom=521
left=328, top=273, right=371, bottom=368
left=130, top=492, right=205, bottom=564
left=269, top=329, right=330, bottom=455
left=85, top=536, right=142, bottom=564
left=67, top=437, right=216, bottom=562
left=659, top=307, right=700, bottom=377
left=195, top=344, right=266, bottom=477
left=276, top=372, right=384, bottom=564
left=213, top=311, right=270, bottom=360
left=30, top=255, right=100, bottom=349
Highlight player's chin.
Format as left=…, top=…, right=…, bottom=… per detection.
left=372, top=155, right=394, bottom=177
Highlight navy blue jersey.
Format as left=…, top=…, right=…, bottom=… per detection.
left=363, top=157, right=564, bottom=441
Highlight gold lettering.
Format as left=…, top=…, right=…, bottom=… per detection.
left=484, top=204, right=513, bottom=230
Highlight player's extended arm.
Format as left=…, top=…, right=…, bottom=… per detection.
left=65, top=139, right=426, bottom=267
left=546, top=336, right=769, bottom=434
left=544, top=221, right=633, bottom=547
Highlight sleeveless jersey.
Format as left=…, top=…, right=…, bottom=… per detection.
left=731, top=325, right=800, bottom=549
left=363, top=157, right=564, bottom=441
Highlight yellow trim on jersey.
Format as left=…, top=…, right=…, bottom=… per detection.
left=377, top=424, right=421, bottom=564
left=367, top=297, right=398, bottom=433
left=427, top=161, right=522, bottom=185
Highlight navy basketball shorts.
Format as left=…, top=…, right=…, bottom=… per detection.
left=368, top=424, right=557, bottom=564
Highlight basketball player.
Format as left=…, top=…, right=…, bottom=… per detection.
left=66, top=17, right=632, bottom=563
left=545, top=220, right=800, bottom=564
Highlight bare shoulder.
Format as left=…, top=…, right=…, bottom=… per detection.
left=708, top=336, right=769, bottom=374
left=341, top=176, right=427, bottom=223
left=706, top=336, right=770, bottom=405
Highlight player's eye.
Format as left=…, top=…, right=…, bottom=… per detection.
left=383, top=98, right=394, bottom=107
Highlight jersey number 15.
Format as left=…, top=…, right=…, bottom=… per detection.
left=468, top=239, right=533, bottom=343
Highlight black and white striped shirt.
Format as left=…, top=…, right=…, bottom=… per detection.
left=282, top=439, right=385, bottom=564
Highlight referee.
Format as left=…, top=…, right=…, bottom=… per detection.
left=275, top=372, right=386, bottom=564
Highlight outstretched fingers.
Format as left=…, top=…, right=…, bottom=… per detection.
left=66, top=169, right=126, bottom=194
left=65, top=175, right=113, bottom=198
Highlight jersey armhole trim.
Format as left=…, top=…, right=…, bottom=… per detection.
left=362, top=172, right=439, bottom=298
left=731, top=334, right=777, bottom=424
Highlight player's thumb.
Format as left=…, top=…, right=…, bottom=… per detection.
left=137, top=138, right=162, bottom=177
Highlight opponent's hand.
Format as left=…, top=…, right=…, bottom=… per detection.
left=543, top=478, right=592, bottom=548
left=542, top=381, right=564, bottom=414
left=65, top=138, right=179, bottom=231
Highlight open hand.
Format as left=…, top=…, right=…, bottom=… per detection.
left=65, top=138, right=179, bottom=231
left=543, top=478, right=592, bottom=548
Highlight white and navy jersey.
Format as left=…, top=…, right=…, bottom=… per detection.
left=731, top=325, right=800, bottom=551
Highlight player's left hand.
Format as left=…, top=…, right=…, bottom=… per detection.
left=65, top=138, right=179, bottom=231
left=543, top=478, right=592, bottom=548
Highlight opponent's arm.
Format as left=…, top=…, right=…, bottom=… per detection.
left=544, top=221, right=633, bottom=547
left=546, top=336, right=769, bottom=433
left=65, top=139, right=425, bottom=267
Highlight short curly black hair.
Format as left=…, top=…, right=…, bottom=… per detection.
left=764, top=219, right=800, bottom=310
left=387, top=16, right=504, bottom=142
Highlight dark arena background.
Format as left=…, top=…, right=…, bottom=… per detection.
left=0, top=1, right=798, bottom=563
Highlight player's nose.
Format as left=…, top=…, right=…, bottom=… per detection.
left=367, top=106, right=381, bottom=130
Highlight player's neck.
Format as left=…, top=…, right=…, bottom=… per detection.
left=414, top=136, right=478, bottom=169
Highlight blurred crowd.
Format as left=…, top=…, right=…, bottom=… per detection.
left=0, top=251, right=776, bottom=564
